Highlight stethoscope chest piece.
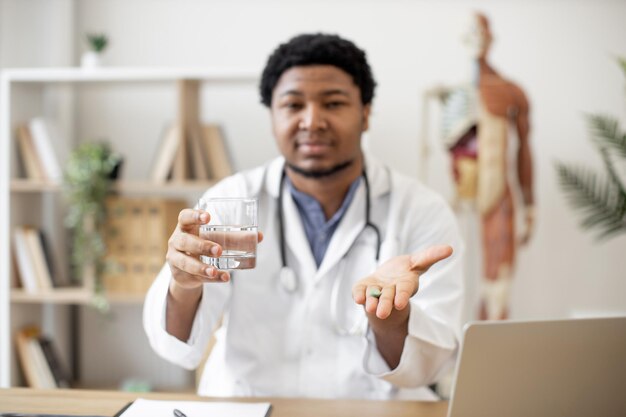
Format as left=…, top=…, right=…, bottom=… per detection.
left=280, top=266, right=297, bottom=293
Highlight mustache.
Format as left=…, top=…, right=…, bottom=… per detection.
left=286, top=159, right=354, bottom=179
left=295, top=137, right=332, bottom=146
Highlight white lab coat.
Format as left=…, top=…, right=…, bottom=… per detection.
left=144, top=155, right=464, bottom=400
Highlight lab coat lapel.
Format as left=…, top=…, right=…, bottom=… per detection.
left=314, top=183, right=366, bottom=282
left=268, top=154, right=391, bottom=284
left=282, top=181, right=318, bottom=280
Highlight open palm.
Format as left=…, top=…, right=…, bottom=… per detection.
left=352, top=245, right=453, bottom=320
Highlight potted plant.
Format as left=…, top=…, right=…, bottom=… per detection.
left=556, top=58, right=626, bottom=240
left=81, top=33, right=109, bottom=69
left=64, top=142, right=122, bottom=309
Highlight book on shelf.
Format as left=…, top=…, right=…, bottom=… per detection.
left=16, top=327, right=55, bottom=389
left=12, top=226, right=56, bottom=292
left=16, top=125, right=45, bottom=180
left=188, top=124, right=210, bottom=180
left=15, top=118, right=63, bottom=182
left=38, top=337, right=71, bottom=388
left=10, top=250, right=22, bottom=289
left=149, top=122, right=233, bottom=182
left=13, top=227, right=40, bottom=293
left=150, top=125, right=180, bottom=183
left=201, top=123, right=234, bottom=180
left=171, top=122, right=189, bottom=181
left=24, top=227, right=54, bottom=291
left=39, top=229, right=62, bottom=287
left=28, top=118, right=63, bottom=182
left=16, top=326, right=70, bottom=389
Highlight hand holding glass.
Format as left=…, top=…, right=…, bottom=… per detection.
left=198, top=198, right=258, bottom=270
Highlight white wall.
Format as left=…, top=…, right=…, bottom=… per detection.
left=0, top=0, right=74, bottom=67
left=76, top=0, right=626, bottom=320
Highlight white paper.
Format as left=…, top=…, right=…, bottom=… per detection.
left=119, top=398, right=272, bottom=417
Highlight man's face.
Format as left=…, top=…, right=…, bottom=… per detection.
left=270, top=65, right=371, bottom=178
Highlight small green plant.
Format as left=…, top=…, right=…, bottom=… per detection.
left=555, top=58, right=626, bottom=240
left=86, top=33, right=108, bottom=53
left=63, top=142, right=121, bottom=305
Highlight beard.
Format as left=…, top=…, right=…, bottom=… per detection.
left=286, top=159, right=354, bottom=179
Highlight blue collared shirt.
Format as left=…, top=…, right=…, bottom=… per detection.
left=287, top=177, right=361, bottom=267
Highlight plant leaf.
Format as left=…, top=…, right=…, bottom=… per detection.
left=586, top=114, right=626, bottom=159
left=599, top=146, right=626, bottom=194
left=619, top=56, right=626, bottom=79
left=555, top=162, right=626, bottom=240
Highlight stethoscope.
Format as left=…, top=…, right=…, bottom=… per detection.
left=276, top=165, right=383, bottom=335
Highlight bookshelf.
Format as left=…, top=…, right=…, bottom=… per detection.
left=0, top=67, right=258, bottom=389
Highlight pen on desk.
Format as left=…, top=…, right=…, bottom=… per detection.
left=173, top=408, right=187, bottom=417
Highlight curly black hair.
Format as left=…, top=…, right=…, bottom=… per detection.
left=259, top=33, right=377, bottom=107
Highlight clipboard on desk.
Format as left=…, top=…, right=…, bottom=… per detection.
left=112, top=402, right=133, bottom=417
left=113, top=398, right=272, bottom=417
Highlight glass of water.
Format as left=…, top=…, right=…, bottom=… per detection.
left=198, top=197, right=258, bottom=270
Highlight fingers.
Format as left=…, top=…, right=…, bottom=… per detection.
left=365, top=284, right=382, bottom=315
left=409, top=245, right=453, bottom=274
left=210, top=267, right=231, bottom=282
left=352, top=281, right=369, bottom=305
left=170, top=229, right=222, bottom=257
left=172, top=207, right=222, bottom=259
left=375, top=285, right=396, bottom=319
left=178, top=208, right=210, bottom=230
left=394, top=279, right=415, bottom=310
left=167, top=218, right=230, bottom=285
left=169, top=208, right=258, bottom=288
left=167, top=249, right=230, bottom=283
left=353, top=280, right=382, bottom=306
left=354, top=281, right=399, bottom=320
left=167, top=246, right=209, bottom=277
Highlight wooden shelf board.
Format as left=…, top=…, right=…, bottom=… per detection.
left=9, top=179, right=61, bottom=192
left=102, top=292, right=147, bottom=304
left=10, top=288, right=91, bottom=304
left=113, top=180, right=216, bottom=194
left=10, top=179, right=215, bottom=195
left=10, top=288, right=146, bottom=305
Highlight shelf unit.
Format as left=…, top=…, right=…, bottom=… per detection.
left=0, top=67, right=258, bottom=388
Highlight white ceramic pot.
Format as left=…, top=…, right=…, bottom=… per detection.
left=81, top=51, right=102, bottom=68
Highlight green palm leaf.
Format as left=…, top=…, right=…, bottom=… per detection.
left=619, top=57, right=626, bottom=77
left=587, top=114, right=626, bottom=159
left=555, top=162, right=626, bottom=240
left=556, top=57, right=626, bottom=241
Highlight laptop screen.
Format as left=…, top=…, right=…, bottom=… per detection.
left=447, top=317, right=626, bottom=417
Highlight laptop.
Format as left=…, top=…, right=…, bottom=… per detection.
left=447, top=317, right=626, bottom=417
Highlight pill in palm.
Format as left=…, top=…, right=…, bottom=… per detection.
left=369, top=288, right=382, bottom=298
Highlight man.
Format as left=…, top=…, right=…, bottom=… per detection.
left=144, top=33, right=464, bottom=400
